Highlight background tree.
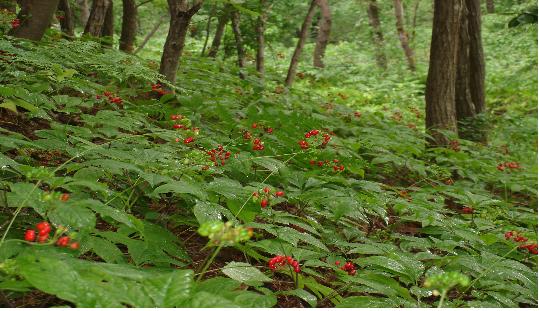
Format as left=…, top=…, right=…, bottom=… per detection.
left=393, top=0, right=416, bottom=71
left=120, top=0, right=137, bottom=53
left=425, top=0, right=463, bottom=146
left=84, top=0, right=111, bottom=37
left=8, top=0, right=61, bottom=41
left=58, top=0, right=75, bottom=38
left=207, top=5, right=230, bottom=58
left=76, top=0, right=90, bottom=27
left=285, top=0, right=320, bottom=87
left=366, top=0, right=387, bottom=69
left=486, top=0, right=495, bottom=13
left=313, top=0, right=331, bottom=68
left=230, top=8, right=246, bottom=79
left=134, top=15, right=167, bottom=55
left=100, top=1, right=114, bottom=47
left=256, top=0, right=269, bottom=77
left=159, top=0, right=204, bottom=84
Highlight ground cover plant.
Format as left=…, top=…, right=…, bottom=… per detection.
left=0, top=0, right=537, bottom=308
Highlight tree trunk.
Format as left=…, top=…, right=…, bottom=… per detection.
left=230, top=8, right=246, bottom=79
left=77, top=0, right=90, bottom=27
left=84, top=0, right=110, bottom=37
left=410, top=0, right=420, bottom=43
left=134, top=15, right=166, bottom=55
left=200, top=4, right=216, bottom=56
left=425, top=0, right=463, bottom=146
left=58, top=0, right=75, bottom=38
left=456, top=0, right=486, bottom=142
left=0, top=0, right=16, bottom=13
left=393, top=0, right=416, bottom=71
left=159, top=0, right=203, bottom=84
left=8, top=0, right=61, bottom=41
left=100, top=0, right=114, bottom=47
left=207, top=6, right=229, bottom=58
left=285, top=0, right=319, bottom=87
left=313, top=0, right=331, bottom=68
left=256, top=0, right=268, bottom=76
left=367, top=0, right=387, bottom=69
left=120, top=0, right=137, bottom=53
left=486, top=0, right=494, bottom=13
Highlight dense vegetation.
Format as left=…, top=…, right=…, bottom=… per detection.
left=0, top=0, right=537, bottom=308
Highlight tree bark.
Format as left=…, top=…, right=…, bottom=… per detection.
left=425, top=0, right=463, bottom=146
left=8, top=0, right=61, bottom=41
left=200, top=3, right=216, bottom=56
left=256, top=0, right=268, bottom=76
left=120, top=0, right=137, bottom=53
left=367, top=0, right=387, bottom=69
left=84, top=0, right=110, bottom=37
left=393, top=0, right=416, bottom=71
left=77, top=0, right=90, bottom=27
left=134, top=15, right=166, bottom=54
left=285, top=0, right=319, bottom=87
left=486, top=0, right=494, bottom=13
left=159, top=0, right=203, bottom=84
left=100, top=0, right=114, bottom=47
left=230, top=8, right=246, bottom=79
left=456, top=0, right=486, bottom=141
left=313, top=0, right=331, bottom=68
left=410, top=0, right=420, bottom=43
left=0, top=0, right=16, bottom=13
left=207, top=5, right=229, bottom=58
left=58, top=0, right=75, bottom=38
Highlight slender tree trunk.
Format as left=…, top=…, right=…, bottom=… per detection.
left=58, top=0, right=75, bottom=38
left=77, top=0, right=90, bottom=27
left=486, top=0, right=494, bottom=13
left=134, top=15, right=166, bottom=54
left=256, top=0, right=268, bottom=76
left=313, top=0, right=331, bottom=68
left=0, top=0, right=16, bottom=13
left=159, top=0, right=204, bottom=84
left=84, top=0, right=111, bottom=37
left=207, top=6, right=229, bottom=58
left=393, top=0, right=416, bottom=71
left=201, top=4, right=216, bottom=56
left=425, top=0, right=463, bottom=146
left=230, top=8, right=246, bottom=79
left=410, top=0, right=420, bottom=43
left=367, top=0, right=387, bottom=69
left=120, top=0, right=137, bottom=53
left=285, top=0, right=319, bottom=87
left=8, top=0, right=61, bottom=41
left=100, top=0, right=114, bottom=47
left=456, top=0, right=486, bottom=142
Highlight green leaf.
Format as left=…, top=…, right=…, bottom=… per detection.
left=143, top=270, right=194, bottom=307
left=221, top=261, right=272, bottom=284
left=152, top=181, right=207, bottom=200
left=279, top=289, right=318, bottom=307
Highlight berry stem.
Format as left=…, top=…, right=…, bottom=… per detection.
left=197, top=245, right=223, bottom=282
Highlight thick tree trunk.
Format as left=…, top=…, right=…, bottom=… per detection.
left=159, top=0, right=203, bottom=84
left=425, top=0, right=463, bottom=146
left=313, top=0, right=331, bottom=68
left=207, top=6, right=229, bottom=58
left=58, top=0, right=75, bottom=38
left=393, top=0, right=416, bottom=71
left=84, top=0, right=110, bottom=37
left=120, top=0, right=137, bottom=53
left=285, top=0, right=319, bottom=87
left=134, top=15, right=166, bottom=54
left=456, top=0, right=486, bottom=142
left=200, top=4, right=216, bottom=56
left=230, top=9, right=246, bottom=79
left=100, top=0, right=114, bottom=47
left=256, top=0, right=268, bottom=76
left=8, top=0, right=61, bottom=41
left=367, top=0, right=387, bottom=69
left=0, top=0, right=16, bottom=13
left=77, top=0, right=90, bottom=27
left=486, top=0, right=494, bottom=13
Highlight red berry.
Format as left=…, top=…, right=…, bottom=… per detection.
left=56, top=236, right=70, bottom=247
left=36, top=221, right=50, bottom=231
left=462, top=207, right=474, bottom=214
left=497, top=164, right=505, bottom=171
left=335, top=260, right=340, bottom=266
left=275, top=191, right=285, bottom=197
left=260, top=199, right=268, bottom=208
left=60, top=193, right=70, bottom=202
left=504, top=231, right=513, bottom=239
left=251, top=123, right=258, bottom=128
left=37, top=234, right=49, bottom=243
left=183, top=137, right=194, bottom=144
left=349, top=269, right=356, bottom=276
left=24, top=229, right=36, bottom=242
left=69, top=242, right=80, bottom=250
left=263, top=187, right=270, bottom=193
left=298, top=140, right=309, bottom=149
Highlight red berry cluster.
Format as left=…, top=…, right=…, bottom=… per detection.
left=253, top=187, right=285, bottom=208
left=505, top=231, right=537, bottom=255
left=10, top=18, right=20, bottom=28
left=243, top=123, right=273, bottom=151
left=309, top=158, right=344, bottom=172
left=96, top=91, right=123, bottom=105
left=252, top=138, right=264, bottom=151
left=497, top=161, right=520, bottom=171
left=207, top=145, right=231, bottom=166
left=151, top=83, right=170, bottom=96
left=268, top=255, right=300, bottom=273
left=354, top=111, right=361, bottom=118
left=449, top=140, right=461, bottom=152
left=461, top=207, right=474, bottom=214
left=335, top=260, right=356, bottom=276
left=60, top=193, right=70, bottom=202
left=299, top=129, right=332, bottom=150
left=183, top=137, right=194, bottom=144
left=23, top=222, right=79, bottom=249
